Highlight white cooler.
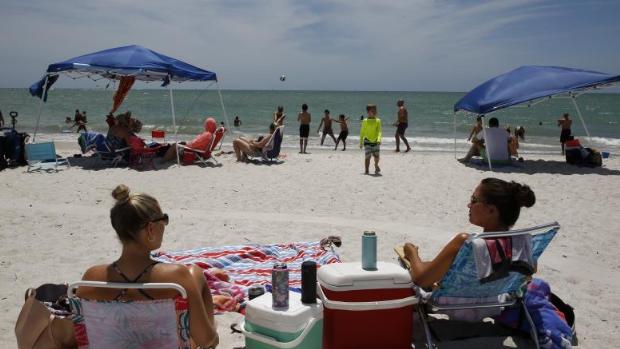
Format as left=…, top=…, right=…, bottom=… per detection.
left=241, top=291, right=323, bottom=349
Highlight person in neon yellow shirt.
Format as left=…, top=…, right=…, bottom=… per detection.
left=359, top=104, right=382, bottom=174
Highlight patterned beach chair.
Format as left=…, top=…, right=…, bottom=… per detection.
left=414, top=222, right=560, bottom=349
left=67, top=281, right=190, bottom=349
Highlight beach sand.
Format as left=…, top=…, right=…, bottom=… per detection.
left=1, top=140, right=619, bottom=348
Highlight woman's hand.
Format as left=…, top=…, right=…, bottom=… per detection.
left=403, top=242, right=419, bottom=262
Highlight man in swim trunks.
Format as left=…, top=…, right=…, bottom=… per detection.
left=393, top=99, right=411, bottom=152
left=298, top=103, right=311, bottom=154
left=557, top=113, right=572, bottom=155
left=360, top=104, right=382, bottom=174
left=317, top=109, right=337, bottom=146
left=333, top=114, right=349, bottom=151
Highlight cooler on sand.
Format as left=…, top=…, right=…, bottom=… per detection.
left=241, top=291, right=323, bottom=349
left=318, top=261, right=416, bottom=349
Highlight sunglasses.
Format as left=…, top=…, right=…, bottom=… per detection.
left=150, top=213, right=169, bottom=226
left=470, top=195, right=485, bottom=205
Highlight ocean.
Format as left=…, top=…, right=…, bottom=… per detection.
left=2, top=88, right=619, bottom=154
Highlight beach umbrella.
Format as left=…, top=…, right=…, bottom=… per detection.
left=453, top=65, right=620, bottom=170
left=29, top=45, right=230, bottom=166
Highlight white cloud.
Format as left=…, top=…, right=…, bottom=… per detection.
left=1, top=0, right=618, bottom=91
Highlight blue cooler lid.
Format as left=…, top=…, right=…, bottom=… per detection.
left=318, top=261, right=412, bottom=291
left=245, top=291, right=323, bottom=334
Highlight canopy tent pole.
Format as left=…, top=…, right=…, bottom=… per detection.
left=32, top=75, right=49, bottom=143
left=216, top=82, right=230, bottom=131
left=570, top=94, right=592, bottom=145
left=480, top=115, right=493, bottom=171
left=167, top=80, right=181, bottom=167
left=453, top=111, right=457, bottom=159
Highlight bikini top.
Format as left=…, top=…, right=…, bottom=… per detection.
left=111, top=260, right=160, bottom=301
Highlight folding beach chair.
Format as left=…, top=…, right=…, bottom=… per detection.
left=67, top=281, right=191, bottom=349
left=406, top=222, right=560, bottom=349
left=248, top=126, right=284, bottom=162
left=25, top=142, right=70, bottom=172
left=178, top=126, right=226, bottom=166
left=92, top=138, right=130, bottom=168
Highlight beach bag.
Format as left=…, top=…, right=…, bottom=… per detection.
left=495, top=278, right=574, bottom=348
left=15, top=284, right=75, bottom=349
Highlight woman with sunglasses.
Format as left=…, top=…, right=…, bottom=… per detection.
left=403, top=178, right=535, bottom=288
left=77, top=184, right=218, bottom=348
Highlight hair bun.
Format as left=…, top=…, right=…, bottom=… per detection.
left=512, top=182, right=536, bottom=208
left=112, top=184, right=131, bottom=204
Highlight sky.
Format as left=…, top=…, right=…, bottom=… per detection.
left=1, top=0, right=619, bottom=91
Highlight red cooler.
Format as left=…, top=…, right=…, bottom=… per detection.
left=317, top=261, right=416, bottom=349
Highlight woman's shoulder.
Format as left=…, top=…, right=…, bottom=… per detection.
left=151, top=263, right=193, bottom=284
left=82, top=264, right=111, bottom=281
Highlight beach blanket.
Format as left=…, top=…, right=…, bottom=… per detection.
left=153, top=240, right=341, bottom=313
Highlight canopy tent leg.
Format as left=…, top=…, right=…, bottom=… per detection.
left=453, top=111, right=457, bottom=159
left=216, top=82, right=230, bottom=132
left=570, top=95, right=592, bottom=145
left=480, top=115, right=493, bottom=171
left=32, top=75, right=50, bottom=143
left=167, top=80, right=180, bottom=167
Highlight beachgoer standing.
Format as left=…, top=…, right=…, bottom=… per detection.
left=234, top=116, right=242, bottom=127
left=317, top=109, right=337, bottom=146
left=333, top=114, right=350, bottom=151
left=0, top=110, right=4, bottom=128
left=273, top=106, right=286, bottom=126
left=298, top=103, right=311, bottom=154
left=557, top=113, right=572, bottom=155
left=74, top=109, right=87, bottom=133
left=360, top=104, right=382, bottom=174
left=393, top=100, right=411, bottom=152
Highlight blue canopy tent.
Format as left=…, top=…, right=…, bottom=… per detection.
left=29, top=45, right=230, bottom=166
left=453, top=65, right=620, bottom=170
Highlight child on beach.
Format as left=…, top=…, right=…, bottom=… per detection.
left=317, top=109, right=337, bottom=146
left=273, top=106, right=286, bottom=126
left=333, top=114, right=349, bottom=151
left=298, top=103, right=311, bottom=154
left=359, top=104, right=382, bottom=174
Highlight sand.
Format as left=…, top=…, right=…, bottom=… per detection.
left=1, top=140, right=619, bottom=348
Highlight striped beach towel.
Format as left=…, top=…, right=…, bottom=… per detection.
left=152, top=241, right=340, bottom=312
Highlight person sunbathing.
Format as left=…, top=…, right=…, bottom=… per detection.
left=402, top=177, right=535, bottom=288
left=232, top=123, right=276, bottom=162
left=77, top=185, right=219, bottom=348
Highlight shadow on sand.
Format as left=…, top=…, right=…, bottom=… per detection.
left=461, top=159, right=620, bottom=176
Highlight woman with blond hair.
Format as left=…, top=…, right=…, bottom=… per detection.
left=77, top=184, right=219, bottom=348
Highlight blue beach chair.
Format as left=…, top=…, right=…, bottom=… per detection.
left=251, top=126, right=284, bottom=162
left=413, top=222, right=560, bottom=349
left=25, top=142, right=70, bottom=172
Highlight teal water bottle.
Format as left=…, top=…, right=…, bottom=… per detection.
left=362, top=231, right=377, bottom=270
